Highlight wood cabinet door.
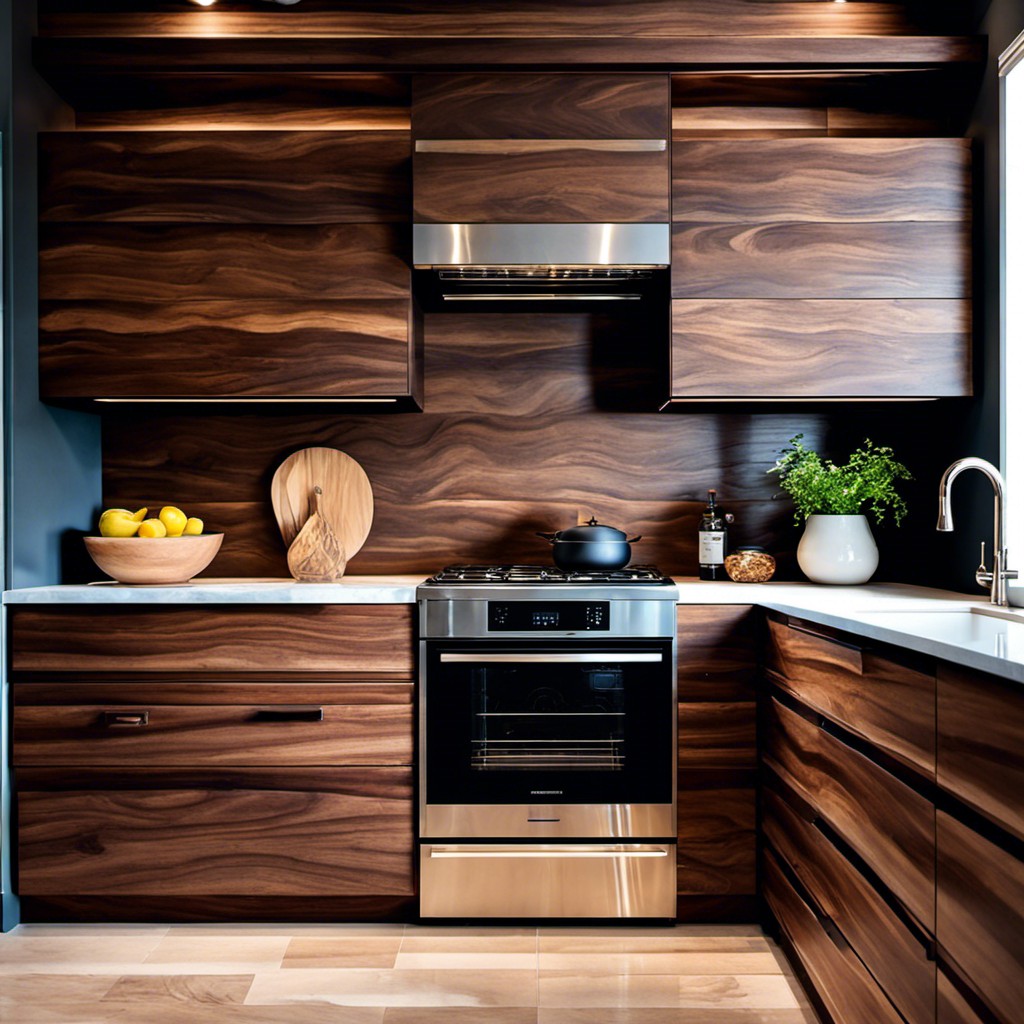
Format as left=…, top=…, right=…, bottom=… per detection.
left=937, top=811, right=1024, bottom=1024
left=38, top=129, right=416, bottom=403
left=412, top=72, right=669, bottom=224
left=10, top=605, right=416, bottom=677
left=764, top=695, right=935, bottom=931
left=14, top=702, right=413, bottom=768
left=765, top=615, right=936, bottom=776
left=677, top=787, right=755, bottom=896
left=763, top=849, right=905, bottom=1024
left=938, top=663, right=1024, bottom=841
left=764, top=785, right=934, bottom=1024
left=18, top=768, right=414, bottom=898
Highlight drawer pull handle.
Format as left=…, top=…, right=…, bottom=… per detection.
left=251, top=706, right=324, bottom=723
left=788, top=622, right=866, bottom=655
left=102, top=711, right=149, bottom=728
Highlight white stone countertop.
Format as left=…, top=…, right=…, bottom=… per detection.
left=5, top=577, right=1024, bottom=684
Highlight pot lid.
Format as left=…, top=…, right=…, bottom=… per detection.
left=555, top=517, right=629, bottom=542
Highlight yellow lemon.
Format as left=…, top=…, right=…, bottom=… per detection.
left=159, top=506, right=187, bottom=538
left=98, top=509, right=142, bottom=538
left=183, top=517, right=204, bottom=536
left=132, top=507, right=148, bottom=522
left=138, top=518, right=168, bottom=538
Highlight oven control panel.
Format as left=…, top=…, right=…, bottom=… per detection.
left=487, top=601, right=610, bottom=631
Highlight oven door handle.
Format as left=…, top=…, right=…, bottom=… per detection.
left=426, top=845, right=671, bottom=859
left=438, top=652, right=663, bottom=664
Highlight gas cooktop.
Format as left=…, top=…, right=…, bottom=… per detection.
left=422, top=564, right=675, bottom=586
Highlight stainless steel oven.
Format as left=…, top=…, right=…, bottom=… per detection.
left=417, top=566, right=678, bottom=919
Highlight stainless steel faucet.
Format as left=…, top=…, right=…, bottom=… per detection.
left=937, top=457, right=1018, bottom=606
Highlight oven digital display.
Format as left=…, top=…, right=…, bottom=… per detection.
left=488, top=602, right=609, bottom=631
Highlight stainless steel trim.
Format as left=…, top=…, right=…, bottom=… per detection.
left=439, top=652, right=662, bottom=664
left=421, top=802, right=676, bottom=839
left=413, top=223, right=670, bottom=269
left=416, top=139, right=667, bottom=153
left=427, top=845, right=669, bottom=858
left=441, top=293, right=642, bottom=302
left=999, top=28, right=1024, bottom=75
left=419, top=842, right=676, bottom=918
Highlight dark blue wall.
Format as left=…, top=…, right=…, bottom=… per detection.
left=4, top=0, right=102, bottom=591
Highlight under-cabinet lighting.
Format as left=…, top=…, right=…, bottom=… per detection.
left=93, top=397, right=398, bottom=404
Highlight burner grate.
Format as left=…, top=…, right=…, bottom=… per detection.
left=426, top=564, right=672, bottom=585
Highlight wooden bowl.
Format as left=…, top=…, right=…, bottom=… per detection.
left=84, top=534, right=224, bottom=585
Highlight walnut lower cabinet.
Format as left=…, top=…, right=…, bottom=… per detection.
left=763, top=612, right=1024, bottom=1024
left=10, top=604, right=416, bottom=922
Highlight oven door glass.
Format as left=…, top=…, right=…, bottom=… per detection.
left=424, top=640, right=674, bottom=806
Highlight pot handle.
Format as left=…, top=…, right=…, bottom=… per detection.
left=535, top=532, right=557, bottom=542
left=627, top=535, right=642, bottom=544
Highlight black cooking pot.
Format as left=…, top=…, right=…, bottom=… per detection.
left=536, top=517, right=642, bottom=571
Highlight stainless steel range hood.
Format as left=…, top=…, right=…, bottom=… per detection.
left=413, top=223, right=670, bottom=303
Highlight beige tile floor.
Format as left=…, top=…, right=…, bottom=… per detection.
left=0, top=922, right=819, bottom=1023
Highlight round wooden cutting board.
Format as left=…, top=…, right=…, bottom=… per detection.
left=270, top=447, right=374, bottom=565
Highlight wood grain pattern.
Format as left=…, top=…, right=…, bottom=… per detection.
left=938, top=663, right=1024, bottom=841
left=10, top=605, right=415, bottom=676
left=671, top=298, right=972, bottom=398
left=937, top=971, right=986, bottom=1024
left=672, top=138, right=971, bottom=223
left=763, top=849, right=905, bottom=1024
left=34, top=35, right=983, bottom=78
left=672, top=106, right=826, bottom=134
left=676, top=788, right=756, bottom=896
left=17, top=771, right=414, bottom=897
left=39, top=131, right=410, bottom=223
left=14, top=703, right=413, bottom=768
left=937, top=811, right=1024, bottom=1024
left=764, top=695, right=935, bottom=931
left=39, top=299, right=411, bottom=399
left=676, top=605, right=758, bottom=701
left=413, top=149, right=669, bottom=223
left=39, top=223, right=411, bottom=301
left=672, top=221, right=971, bottom=299
left=764, top=785, right=935, bottom=1024
left=413, top=73, right=668, bottom=140
left=37, top=1, right=930, bottom=39
left=766, top=615, right=936, bottom=776
left=66, top=72, right=411, bottom=130
left=678, top=703, right=756, bottom=770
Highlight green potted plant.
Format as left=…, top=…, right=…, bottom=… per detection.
left=768, top=434, right=912, bottom=584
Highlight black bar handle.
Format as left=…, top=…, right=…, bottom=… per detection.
left=251, top=706, right=324, bottom=723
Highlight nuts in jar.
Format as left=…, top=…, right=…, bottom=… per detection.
left=724, top=546, right=776, bottom=583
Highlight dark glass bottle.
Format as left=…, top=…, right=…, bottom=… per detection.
left=698, top=489, right=729, bottom=581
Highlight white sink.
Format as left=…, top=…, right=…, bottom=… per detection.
left=854, top=606, right=1024, bottom=659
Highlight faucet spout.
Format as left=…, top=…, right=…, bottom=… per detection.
left=936, top=457, right=1017, bottom=606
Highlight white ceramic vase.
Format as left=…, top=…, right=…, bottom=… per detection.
left=797, top=514, right=879, bottom=585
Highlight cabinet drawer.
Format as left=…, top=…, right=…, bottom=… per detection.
left=14, top=702, right=413, bottom=767
left=938, top=664, right=1024, bottom=840
left=17, top=768, right=414, bottom=898
left=763, top=849, right=904, bottom=1024
left=10, top=605, right=415, bottom=676
left=937, top=811, right=1024, bottom=1024
left=765, top=695, right=935, bottom=930
left=766, top=615, right=935, bottom=776
left=764, top=785, right=934, bottom=1024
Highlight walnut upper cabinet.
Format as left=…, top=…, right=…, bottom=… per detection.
left=412, top=74, right=670, bottom=224
left=38, top=129, right=422, bottom=407
left=670, top=137, right=973, bottom=400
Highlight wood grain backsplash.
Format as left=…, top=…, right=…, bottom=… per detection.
left=100, top=312, right=958, bottom=582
